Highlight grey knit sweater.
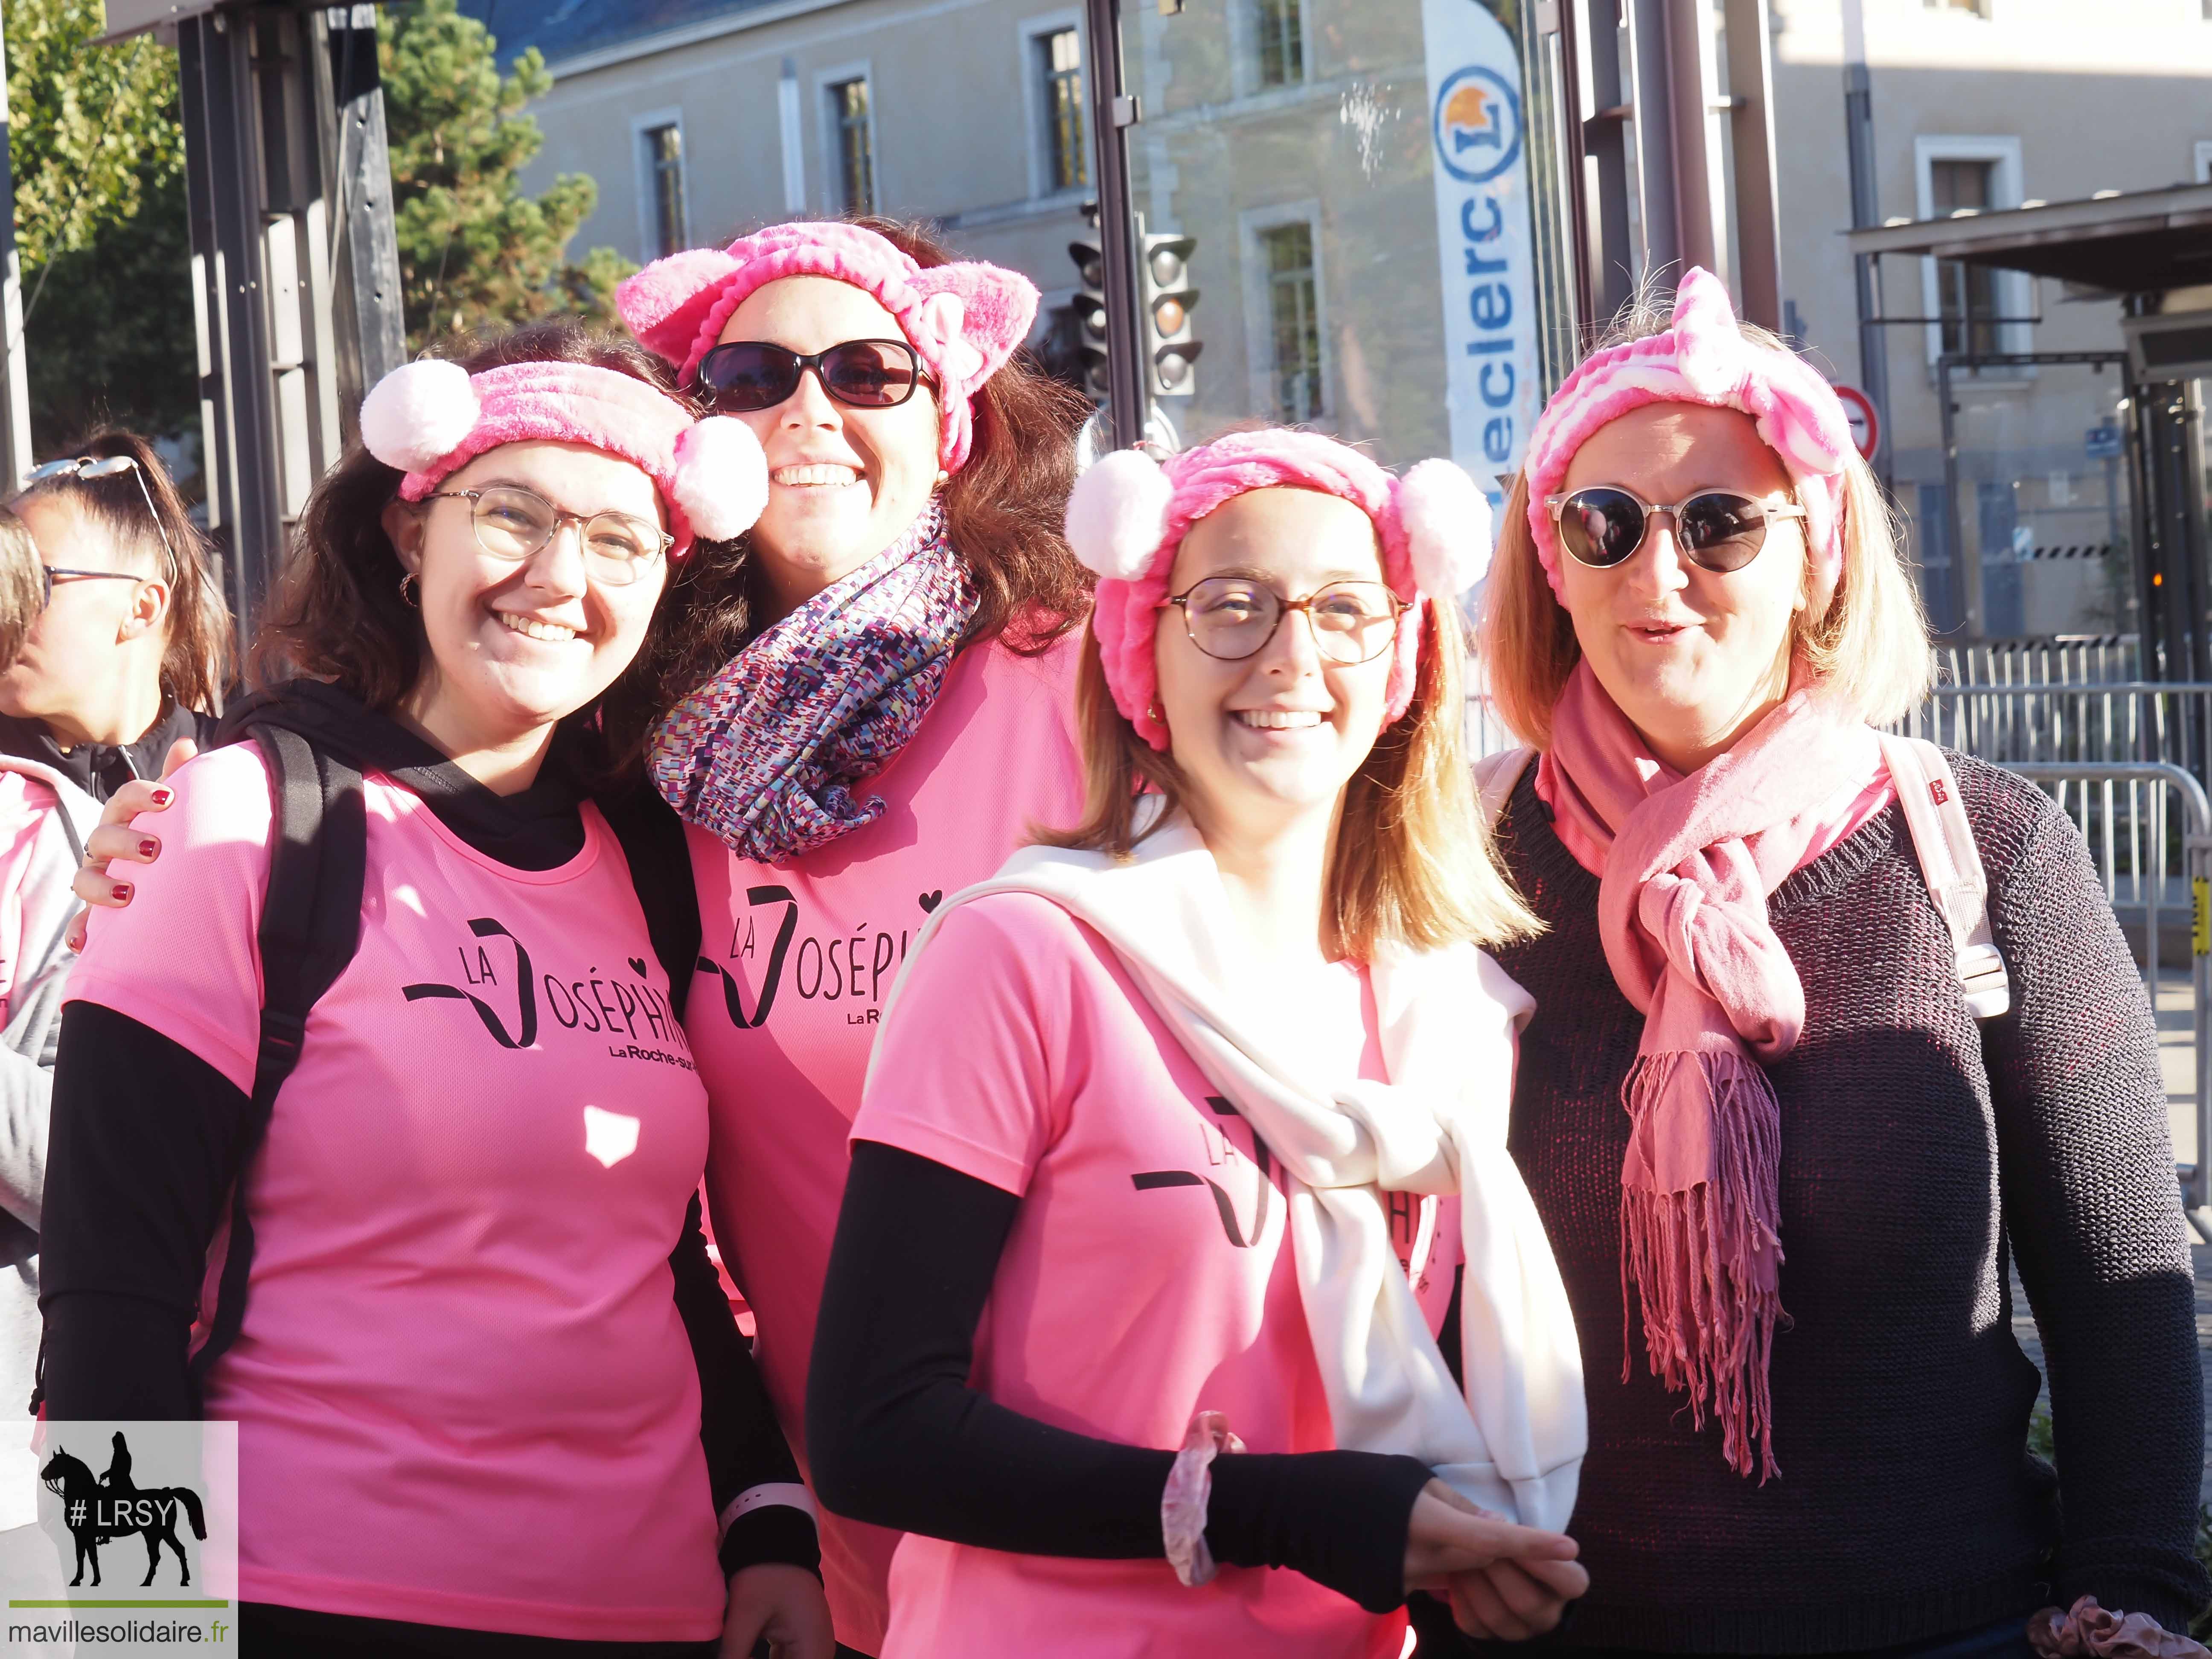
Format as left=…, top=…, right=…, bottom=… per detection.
left=1488, top=751, right=2208, bottom=1654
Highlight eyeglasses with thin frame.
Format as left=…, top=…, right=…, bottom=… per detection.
left=36, top=565, right=146, bottom=608
left=1160, top=576, right=1408, bottom=666
left=696, top=338, right=935, bottom=413
left=1546, top=486, right=1808, bottom=574
left=421, top=484, right=672, bottom=587
left=20, top=454, right=181, bottom=584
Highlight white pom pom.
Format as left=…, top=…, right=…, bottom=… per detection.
left=1064, top=448, right=1172, bottom=581
left=359, top=360, right=480, bottom=473
left=669, top=416, right=768, bottom=542
left=1397, top=459, right=1494, bottom=597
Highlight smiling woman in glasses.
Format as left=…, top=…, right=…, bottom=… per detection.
left=0, top=433, right=229, bottom=803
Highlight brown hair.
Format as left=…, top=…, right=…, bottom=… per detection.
left=1037, top=598, right=1537, bottom=961
left=0, top=507, right=44, bottom=668
left=628, top=215, right=1094, bottom=754
left=253, top=320, right=690, bottom=779
left=18, top=429, right=231, bottom=712
left=1482, top=300, right=1933, bottom=748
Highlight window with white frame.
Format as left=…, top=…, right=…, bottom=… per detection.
left=1254, top=0, right=1304, bottom=87
left=1037, top=28, right=1086, bottom=193
left=642, top=122, right=687, bottom=258
left=828, top=77, right=876, bottom=215
left=1914, top=136, right=2026, bottom=367
left=1260, top=221, right=1322, bottom=420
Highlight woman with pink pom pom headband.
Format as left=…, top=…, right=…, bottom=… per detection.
left=47, top=319, right=843, bottom=1659
left=1466, top=269, right=2207, bottom=1654
left=803, top=426, right=1585, bottom=1659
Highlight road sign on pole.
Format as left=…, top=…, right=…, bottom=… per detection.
left=1833, top=381, right=1880, bottom=460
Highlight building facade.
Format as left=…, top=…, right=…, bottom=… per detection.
left=479, top=0, right=2212, bottom=638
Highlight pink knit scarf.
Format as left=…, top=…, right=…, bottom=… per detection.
left=1540, top=661, right=1883, bottom=1479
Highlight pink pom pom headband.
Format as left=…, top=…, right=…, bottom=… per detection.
left=1522, top=267, right=1855, bottom=608
left=1062, top=428, right=1494, bottom=752
left=614, top=221, right=1040, bottom=475
left=358, top=358, right=768, bottom=559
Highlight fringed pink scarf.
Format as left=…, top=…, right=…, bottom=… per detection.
left=1539, top=661, right=1885, bottom=1480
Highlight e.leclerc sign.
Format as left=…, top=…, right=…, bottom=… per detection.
left=1424, top=0, right=1540, bottom=503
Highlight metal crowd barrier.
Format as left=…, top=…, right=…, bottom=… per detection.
left=2000, top=763, right=2212, bottom=1242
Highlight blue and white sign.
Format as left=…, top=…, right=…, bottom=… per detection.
left=1424, top=0, right=1540, bottom=499
left=2085, top=423, right=2122, bottom=460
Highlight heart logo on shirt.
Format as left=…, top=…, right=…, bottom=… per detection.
left=627, top=956, right=649, bottom=977
left=918, top=891, right=943, bottom=913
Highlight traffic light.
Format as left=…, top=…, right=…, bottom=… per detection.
left=1141, top=232, right=1201, bottom=399
left=1068, top=204, right=1111, bottom=405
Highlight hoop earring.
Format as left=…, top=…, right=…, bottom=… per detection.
left=398, top=572, right=420, bottom=608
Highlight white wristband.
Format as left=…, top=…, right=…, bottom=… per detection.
left=719, top=1481, right=818, bottom=1543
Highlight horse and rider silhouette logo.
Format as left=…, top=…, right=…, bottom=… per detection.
left=38, top=1430, right=207, bottom=1588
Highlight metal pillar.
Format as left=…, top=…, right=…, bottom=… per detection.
left=179, top=3, right=404, bottom=655
left=1721, top=0, right=1781, bottom=330
left=1081, top=0, right=1147, bottom=449
left=0, top=9, right=32, bottom=486
left=317, top=4, right=404, bottom=433
left=1840, top=0, right=1890, bottom=488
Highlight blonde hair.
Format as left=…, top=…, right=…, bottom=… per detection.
left=0, top=507, right=41, bottom=668
left=1481, top=303, right=1934, bottom=750
left=1036, top=601, right=1539, bottom=960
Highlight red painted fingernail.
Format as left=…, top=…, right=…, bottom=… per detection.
left=149, top=787, right=172, bottom=806
left=138, top=839, right=159, bottom=860
left=111, top=882, right=131, bottom=902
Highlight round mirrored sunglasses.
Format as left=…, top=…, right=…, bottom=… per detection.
left=1547, top=486, right=1807, bottom=574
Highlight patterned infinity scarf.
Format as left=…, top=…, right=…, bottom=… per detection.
left=649, top=498, right=977, bottom=864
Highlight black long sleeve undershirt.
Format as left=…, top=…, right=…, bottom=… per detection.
left=41, top=1004, right=815, bottom=1580
left=806, top=1139, right=1438, bottom=1618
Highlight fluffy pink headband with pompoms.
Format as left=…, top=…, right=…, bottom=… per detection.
left=1062, top=428, right=1493, bottom=752
left=358, top=358, right=768, bottom=556
left=1522, top=267, right=1855, bottom=607
left=613, top=221, right=1038, bottom=475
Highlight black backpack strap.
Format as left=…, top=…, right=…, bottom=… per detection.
left=187, top=724, right=366, bottom=1392
left=597, top=781, right=701, bottom=1022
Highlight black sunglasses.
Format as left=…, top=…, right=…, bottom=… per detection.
left=1546, top=486, right=1808, bottom=573
left=696, top=338, right=933, bottom=413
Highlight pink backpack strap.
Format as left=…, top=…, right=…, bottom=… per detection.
left=1475, top=746, right=1536, bottom=827
left=1877, top=734, right=2011, bottom=1019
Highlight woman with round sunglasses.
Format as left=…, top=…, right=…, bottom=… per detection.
left=2, top=434, right=230, bottom=804
left=41, top=325, right=836, bottom=1658
left=809, top=428, right=1588, bottom=1658
left=1476, top=269, right=2206, bottom=1656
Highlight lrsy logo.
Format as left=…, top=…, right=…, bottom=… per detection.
left=1433, top=65, right=1522, bottom=183
left=38, top=1432, right=206, bottom=1588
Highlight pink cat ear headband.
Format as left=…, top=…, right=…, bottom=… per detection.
left=1522, top=266, right=1856, bottom=608
left=359, top=358, right=768, bottom=557
left=1062, top=428, right=1494, bottom=752
left=614, top=221, right=1040, bottom=475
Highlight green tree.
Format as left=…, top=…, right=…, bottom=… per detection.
left=381, top=0, right=633, bottom=350
left=4, top=0, right=194, bottom=444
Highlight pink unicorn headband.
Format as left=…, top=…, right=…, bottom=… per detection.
left=1062, top=429, right=1494, bottom=752
left=1522, top=267, right=1856, bottom=607
left=614, top=221, right=1039, bottom=475
left=358, top=358, right=768, bottom=558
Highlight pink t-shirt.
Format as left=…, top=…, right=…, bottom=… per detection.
left=68, top=744, right=725, bottom=1642
left=685, top=634, right=1085, bottom=1654
left=852, top=892, right=1436, bottom=1659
